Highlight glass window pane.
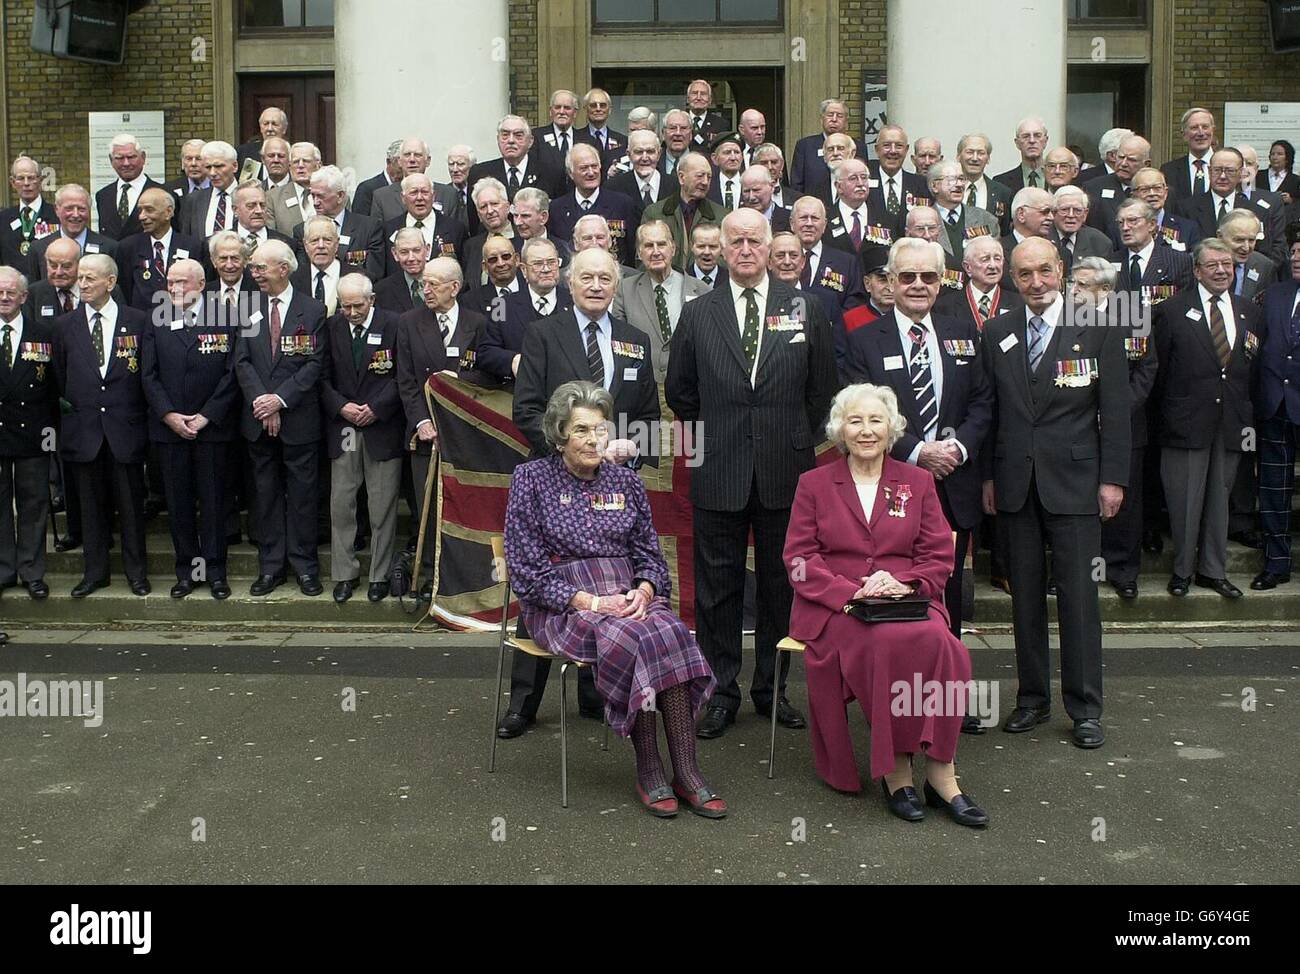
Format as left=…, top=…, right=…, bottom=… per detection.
left=304, top=0, right=333, bottom=26
left=659, top=0, right=713, bottom=22
left=720, top=0, right=779, bottom=21
left=243, top=0, right=303, bottom=28
left=594, top=0, right=653, bottom=23
left=1070, top=0, right=1145, bottom=20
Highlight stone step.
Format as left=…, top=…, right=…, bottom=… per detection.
left=970, top=541, right=1281, bottom=576
left=40, top=539, right=397, bottom=579
left=969, top=576, right=1293, bottom=624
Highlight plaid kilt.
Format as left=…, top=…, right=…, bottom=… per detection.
left=520, top=555, right=716, bottom=736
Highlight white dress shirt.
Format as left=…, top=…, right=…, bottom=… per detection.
left=203, top=184, right=238, bottom=237
left=637, top=171, right=661, bottom=203
left=405, top=211, right=439, bottom=250
left=803, top=241, right=823, bottom=282
left=728, top=276, right=768, bottom=386
left=114, top=174, right=148, bottom=221
left=573, top=308, right=614, bottom=390
left=893, top=309, right=962, bottom=464
left=1268, top=169, right=1288, bottom=193
left=718, top=173, right=741, bottom=209
left=1126, top=239, right=1156, bottom=281
left=309, top=261, right=340, bottom=315
left=528, top=286, right=558, bottom=317
left=1198, top=283, right=1236, bottom=350
left=1, top=312, right=22, bottom=369
left=1186, top=151, right=1214, bottom=192
left=649, top=270, right=683, bottom=326
left=878, top=169, right=904, bottom=205
left=838, top=200, right=870, bottom=233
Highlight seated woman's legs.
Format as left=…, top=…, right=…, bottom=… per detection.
left=924, top=756, right=960, bottom=802
left=631, top=711, right=668, bottom=794
left=660, top=684, right=711, bottom=792
left=883, top=753, right=913, bottom=795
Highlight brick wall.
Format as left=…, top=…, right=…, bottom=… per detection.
left=508, top=0, right=539, bottom=124
left=836, top=0, right=888, bottom=142
left=4, top=0, right=215, bottom=202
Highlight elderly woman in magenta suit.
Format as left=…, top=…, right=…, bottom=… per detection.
left=504, top=380, right=725, bottom=820
left=783, top=383, right=988, bottom=827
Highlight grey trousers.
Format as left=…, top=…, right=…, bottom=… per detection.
left=1161, top=442, right=1240, bottom=580
left=330, top=438, right=401, bottom=583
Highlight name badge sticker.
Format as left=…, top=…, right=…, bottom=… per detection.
left=1248, top=268, right=1260, bottom=281
left=623, top=367, right=639, bottom=381
left=339, top=234, right=352, bottom=246
left=883, top=355, right=905, bottom=371
left=249, top=311, right=263, bottom=324
left=1185, top=308, right=1203, bottom=321
left=367, top=333, right=382, bottom=345
left=85, top=243, right=100, bottom=254
left=446, top=346, right=459, bottom=357
left=8, top=218, right=20, bottom=230
left=999, top=332, right=1019, bottom=353
left=175, top=249, right=189, bottom=259
left=1101, top=188, right=1115, bottom=199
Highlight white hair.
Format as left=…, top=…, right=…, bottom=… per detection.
left=337, top=273, right=374, bottom=299
left=887, top=237, right=945, bottom=275
left=289, top=142, right=321, bottom=163
left=471, top=177, right=507, bottom=206
left=447, top=144, right=476, bottom=165
left=826, top=384, right=905, bottom=453
left=1053, top=184, right=1089, bottom=207
left=1098, top=127, right=1133, bottom=158
left=110, top=133, right=142, bottom=152
left=513, top=187, right=550, bottom=212
left=201, top=140, right=237, bottom=163
left=311, top=165, right=347, bottom=195
left=254, top=239, right=298, bottom=274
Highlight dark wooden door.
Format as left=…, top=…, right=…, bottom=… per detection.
left=239, top=74, right=336, bottom=163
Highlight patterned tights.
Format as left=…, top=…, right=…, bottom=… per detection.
left=629, top=684, right=708, bottom=793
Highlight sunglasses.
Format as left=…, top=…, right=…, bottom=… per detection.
left=895, top=271, right=941, bottom=284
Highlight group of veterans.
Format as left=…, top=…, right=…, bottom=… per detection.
left=5, top=84, right=1300, bottom=823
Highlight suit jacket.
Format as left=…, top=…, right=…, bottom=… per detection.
left=236, top=138, right=264, bottom=170
left=607, top=169, right=674, bottom=222
left=0, top=312, right=57, bottom=458
left=1152, top=287, right=1260, bottom=452
left=461, top=230, right=520, bottom=288
left=178, top=184, right=239, bottom=240
left=95, top=177, right=165, bottom=240
left=513, top=309, right=660, bottom=461
left=992, top=164, right=1043, bottom=193
left=462, top=274, right=524, bottom=316
left=351, top=171, right=394, bottom=217
left=1256, top=279, right=1300, bottom=424
left=573, top=125, right=629, bottom=172
left=292, top=210, right=384, bottom=280
left=934, top=282, right=1024, bottom=333
left=970, top=176, right=1014, bottom=235
left=1107, top=303, right=1158, bottom=450
left=290, top=258, right=344, bottom=316
left=804, top=246, right=867, bottom=317
left=665, top=276, right=838, bottom=510
left=232, top=290, right=328, bottom=444
left=0, top=200, right=59, bottom=278
left=162, top=175, right=205, bottom=202
left=115, top=231, right=202, bottom=311
left=477, top=285, right=573, bottom=382
left=1176, top=190, right=1287, bottom=268
left=687, top=110, right=730, bottom=152
left=1160, top=155, right=1213, bottom=207
left=374, top=272, right=425, bottom=315
left=382, top=212, right=468, bottom=277
left=841, top=310, right=993, bottom=529
left=466, top=152, right=567, bottom=233
left=30, top=229, right=117, bottom=280
left=196, top=226, right=296, bottom=283
left=51, top=301, right=150, bottom=464
left=1053, top=224, right=1116, bottom=268
left=547, top=188, right=640, bottom=266
left=981, top=301, right=1130, bottom=515
left=821, top=201, right=897, bottom=259
left=638, top=193, right=725, bottom=273
left=612, top=269, right=710, bottom=382
left=684, top=261, right=728, bottom=288
left=1112, top=240, right=1195, bottom=298
left=706, top=170, right=745, bottom=211
left=266, top=181, right=316, bottom=234
left=370, top=179, right=461, bottom=229
left=1155, top=210, right=1201, bottom=251
left=139, top=298, right=241, bottom=443
left=319, top=308, right=404, bottom=460
left=868, top=163, right=930, bottom=223
left=25, top=281, right=125, bottom=322
left=784, top=455, right=955, bottom=643
left=1237, top=251, right=1278, bottom=302
left=789, top=133, right=871, bottom=195
left=533, top=123, right=581, bottom=178
left=1081, top=173, right=1132, bottom=236
left=937, top=204, right=999, bottom=259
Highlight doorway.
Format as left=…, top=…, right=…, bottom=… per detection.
left=239, top=74, right=336, bottom=163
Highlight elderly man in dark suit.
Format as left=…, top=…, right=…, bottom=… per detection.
left=666, top=207, right=837, bottom=738
left=608, top=130, right=673, bottom=219
left=934, top=234, right=1024, bottom=329
left=0, top=267, right=55, bottom=600
left=296, top=165, right=384, bottom=280
left=574, top=87, right=627, bottom=171
left=115, top=188, right=200, bottom=313
left=790, top=99, right=868, bottom=195
left=460, top=178, right=517, bottom=289
left=466, top=117, right=567, bottom=221
left=1128, top=166, right=1199, bottom=252
left=463, top=234, right=523, bottom=314
left=871, top=126, right=931, bottom=226
left=1220, top=210, right=1278, bottom=301
left=1084, top=135, right=1151, bottom=238
left=740, top=165, right=790, bottom=232
left=289, top=216, right=345, bottom=317
left=993, top=117, right=1050, bottom=192
left=957, top=134, right=1013, bottom=236
left=768, top=232, right=843, bottom=325
left=1051, top=185, right=1118, bottom=276
left=534, top=88, right=581, bottom=173
left=1113, top=198, right=1195, bottom=303
left=981, top=237, right=1129, bottom=749
left=162, top=139, right=210, bottom=201
left=140, top=258, right=240, bottom=600
left=789, top=195, right=867, bottom=321
left=52, top=252, right=153, bottom=598
left=639, top=152, right=723, bottom=273
left=236, top=106, right=288, bottom=172
left=476, top=237, right=572, bottom=384
left=497, top=247, right=660, bottom=738
left=373, top=228, right=429, bottom=315
left=928, top=160, right=998, bottom=264
left=685, top=79, right=729, bottom=152
left=1, top=156, right=60, bottom=277
left=178, top=141, right=241, bottom=241
left=1159, top=108, right=1216, bottom=206
left=234, top=239, right=328, bottom=597
left=1176, top=148, right=1286, bottom=268
left=823, top=158, right=898, bottom=258
left=369, top=139, right=459, bottom=230
left=94, top=135, right=165, bottom=241
left=1153, top=239, right=1260, bottom=600
left=352, top=141, right=404, bottom=218
left=547, top=143, right=638, bottom=266
left=380, top=174, right=467, bottom=277
left=31, top=184, right=116, bottom=280
left=1080, top=127, right=1132, bottom=187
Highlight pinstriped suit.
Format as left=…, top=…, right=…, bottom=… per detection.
left=665, top=275, right=837, bottom=716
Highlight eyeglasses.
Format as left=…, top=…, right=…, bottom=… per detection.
left=526, top=258, right=560, bottom=269
left=484, top=253, right=516, bottom=264
left=895, top=271, right=941, bottom=284
left=1209, top=167, right=1240, bottom=176
left=1198, top=259, right=1235, bottom=272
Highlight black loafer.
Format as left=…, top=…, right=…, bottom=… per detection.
left=1194, top=574, right=1243, bottom=599
left=1002, top=706, right=1050, bottom=733
left=923, top=780, right=989, bottom=828
left=882, top=780, right=925, bottom=822
left=961, top=714, right=987, bottom=735
left=25, top=579, right=49, bottom=600
left=70, top=577, right=110, bottom=599
left=170, top=579, right=195, bottom=599
left=129, top=578, right=151, bottom=597
left=757, top=697, right=807, bottom=729
left=1251, top=570, right=1291, bottom=590
left=333, top=579, right=357, bottom=603
left=367, top=581, right=389, bottom=602
left=1072, top=718, right=1105, bottom=748
left=1167, top=574, right=1191, bottom=597
left=496, top=711, right=534, bottom=739
left=1112, top=580, right=1138, bottom=599
left=249, top=574, right=285, bottom=596
left=210, top=579, right=231, bottom=600
left=297, top=574, right=324, bottom=597
left=54, top=536, right=82, bottom=552
left=1142, top=530, right=1164, bottom=554
left=696, top=705, right=735, bottom=739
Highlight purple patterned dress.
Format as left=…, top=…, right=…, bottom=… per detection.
left=505, top=455, right=715, bottom=736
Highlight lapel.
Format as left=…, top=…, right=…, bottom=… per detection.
left=1187, top=290, right=1220, bottom=367
left=755, top=284, right=792, bottom=377
left=1003, top=308, right=1034, bottom=413
left=710, top=285, right=751, bottom=378
left=1033, top=320, right=1075, bottom=415
left=410, top=308, right=442, bottom=372
left=871, top=461, right=907, bottom=531
left=933, top=316, right=959, bottom=418
left=875, top=315, right=918, bottom=413
left=556, top=310, right=593, bottom=380
left=634, top=274, right=657, bottom=339
left=1228, top=295, right=1252, bottom=367
left=831, top=458, right=872, bottom=536
left=103, top=312, right=129, bottom=380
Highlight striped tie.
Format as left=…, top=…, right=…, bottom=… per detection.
left=1026, top=314, right=1048, bottom=373
left=908, top=323, right=938, bottom=437
left=1208, top=297, right=1231, bottom=368
left=585, top=320, right=604, bottom=386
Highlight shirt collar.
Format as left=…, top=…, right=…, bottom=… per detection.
left=269, top=283, right=294, bottom=307
left=1197, top=282, right=1230, bottom=308
left=1030, top=293, right=1064, bottom=328
left=727, top=274, right=768, bottom=308
left=1135, top=239, right=1155, bottom=265
left=894, top=307, right=934, bottom=333
left=576, top=188, right=600, bottom=206
left=528, top=286, right=556, bottom=307
left=122, top=174, right=147, bottom=191
left=151, top=228, right=174, bottom=252
left=573, top=307, right=611, bottom=332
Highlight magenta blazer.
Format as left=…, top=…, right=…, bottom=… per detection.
left=783, top=454, right=955, bottom=642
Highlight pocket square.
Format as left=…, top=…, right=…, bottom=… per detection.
left=788, top=332, right=806, bottom=344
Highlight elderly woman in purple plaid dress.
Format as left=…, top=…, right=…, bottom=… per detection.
left=505, top=381, right=726, bottom=819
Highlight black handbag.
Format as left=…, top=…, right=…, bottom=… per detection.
left=844, top=596, right=931, bottom=623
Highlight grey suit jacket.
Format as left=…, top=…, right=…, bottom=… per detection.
left=937, top=204, right=1000, bottom=258
left=1053, top=225, right=1114, bottom=268
left=612, top=270, right=710, bottom=381
left=1239, top=251, right=1278, bottom=302
left=370, top=180, right=459, bottom=227
left=266, top=181, right=317, bottom=233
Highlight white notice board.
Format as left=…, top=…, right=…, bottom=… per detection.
left=1223, top=102, right=1300, bottom=165
left=87, top=111, right=166, bottom=231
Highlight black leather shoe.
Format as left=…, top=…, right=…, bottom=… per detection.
left=0, top=630, right=6, bottom=645
left=354, top=535, right=369, bottom=552
left=961, top=714, right=987, bottom=735
left=333, top=578, right=357, bottom=603
left=1229, top=529, right=1265, bottom=550
left=882, top=780, right=925, bottom=822
left=419, top=581, right=433, bottom=601
left=1072, top=718, right=1105, bottom=749
left=989, top=575, right=1012, bottom=595
left=249, top=574, right=285, bottom=596
left=170, top=579, right=195, bottom=599
left=696, top=705, right=735, bottom=739
left=578, top=705, right=604, bottom=721
left=297, top=574, right=324, bottom=597
left=54, top=536, right=82, bottom=552
left=129, top=578, right=151, bottom=597
left=367, top=581, right=389, bottom=602
left=70, top=577, right=109, bottom=599
left=923, top=780, right=989, bottom=828
left=143, top=497, right=165, bottom=519
left=1251, top=570, right=1291, bottom=590
left=25, top=579, right=49, bottom=600
left=210, top=579, right=231, bottom=600
left=496, top=711, right=534, bottom=739
left=1112, top=580, right=1138, bottom=600
left=1195, top=574, right=1243, bottom=599
left=756, top=697, right=807, bottom=729
left=1167, top=574, right=1191, bottom=597
left=1142, top=529, right=1164, bottom=554
left=1046, top=579, right=1058, bottom=596
left=1002, top=706, right=1050, bottom=733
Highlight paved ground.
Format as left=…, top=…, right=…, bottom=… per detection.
left=0, top=628, right=1296, bottom=884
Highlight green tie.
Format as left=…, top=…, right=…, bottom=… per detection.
left=352, top=323, right=366, bottom=370
left=117, top=183, right=130, bottom=223
left=1027, top=170, right=1039, bottom=188
left=410, top=279, right=421, bottom=305
left=91, top=312, right=105, bottom=368
left=653, top=284, right=672, bottom=344
left=19, top=206, right=33, bottom=239
left=1, top=323, right=12, bottom=372
left=741, top=287, right=760, bottom=370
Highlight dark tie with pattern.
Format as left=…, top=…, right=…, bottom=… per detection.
left=585, top=320, right=604, bottom=386
left=1219, top=197, right=1229, bottom=222
left=19, top=206, right=33, bottom=240
left=946, top=210, right=959, bottom=227
left=438, top=312, right=451, bottom=343
left=91, top=311, right=105, bottom=368
left=1027, top=171, right=1039, bottom=188
left=580, top=198, right=591, bottom=211
left=701, top=273, right=712, bottom=286
left=1026, top=314, right=1048, bottom=373
left=117, top=183, right=130, bottom=223
left=153, top=241, right=166, bottom=278
left=1062, top=233, right=1075, bottom=267
left=352, top=322, right=365, bottom=370
left=1, top=323, right=11, bottom=373
left=908, top=323, right=938, bottom=437
left=1194, top=159, right=1206, bottom=194
left=269, top=297, right=282, bottom=361
left=60, top=289, right=75, bottom=314
left=978, top=293, right=991, bottom=319
left=800, top=251, right=813, bottom=288
left=641, top=183, right=653, bottom=208
left=410, top=279, right=421, bottom=306
left=507, top=167, right=520, bottom=199
left=886, top=178, right=900, bottom=214
left=1208, top=297, right=1231, bottom=368
left=741, top=287, right=760, bottom=370
left=724, top=180, right=734, bottom=210
left=653, top=284, right=672, bottom=343
left=214, top=190, right=228, bottom=232
left=315, top=271, right=326, bottom=304
left=536, top=295, right=547, bottom=314
left=967, top=182, right=978, bottom=207
left=850, top=212, right=862, bottom=249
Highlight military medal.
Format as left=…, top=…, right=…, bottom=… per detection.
left=888, top=483, right=912, bottom=517
left=18, top=241, right=29, bottom=256
left=142, top=270, right=151, bottom=280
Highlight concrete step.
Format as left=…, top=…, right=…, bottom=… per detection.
left=41, top=539, right=393, bottom=579
left=970, top=540, right=1279, bottom=576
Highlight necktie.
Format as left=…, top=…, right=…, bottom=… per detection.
left=1218, top=197, right=1229, bottom=222
left=580, top=198, right=591, bottom=211
left=967, top=183, right=977, bottom=207
left=653, top=284, right=672, bottom=343
left=693, top=115, right=702, bottom=138
left=641, top=183, right=653, bottom=207
left=1026, top=314, right=1048, bottom=373
left=1, top=323, right=11, bottom=372
left=1290, top=298, right=1300, bottom=345
left=1208, top=296, right=1231, bottom=368
left=499, top=287, right=510, bottom=298
left=886, top=179, right=900, bottom=214
left=724, top=180, right=734, bottom=210
left=300, top=188, right=312, bottom=214
left=507, top=167, right=520, bottom=199
left=153, top=240, right=166, bottom=278
left=740, top=287, right=760, bottom=370
left=978, top=293, right=991, bottom=319
left=1062, top=234, right=1075, bottom=267
left=800, top=251, right=813, bottom=289
left=559, top=132, right=569, bottom=157
left=315, top=270, right=326, bottom=304
left=351, top=322, right=365, bottom=370
left=1194, top=159, right=1206, bottom=194
left=410, top=279, right=421, bottom=306
left=595, top=129, right=606, bottom=150
left=214, top=190, right=228, bottom=232
left=908, top=323, right=938, bottom=437
left=244, top=233, right=258, bottom=257
left=946, top=210, right=959, bottom=227
left=269, top=298, right=282, bottom=360
left=19, top=206, right=33, bottom=239
left=438, top=312, right=451, bottom=343
left=60, top=289, right=74, bottom=314
left=414, top=219, right=425, bottom=230
left=118, top=183, right=130, bottom=223
left=585, top=320, right=604, bottom=385
left=536, top=296, right=547, bottom=314
left=701, top=273, right=712, bottom=286
left=1027, top=171, right=1039, bottom=188
left=91, top=311, right=105, bottom=368
left=850, top=211, right=862, bottom=249
left=1129, top=252, right=1142, bottom=289
left=224, top=287, right=236, bottom=308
